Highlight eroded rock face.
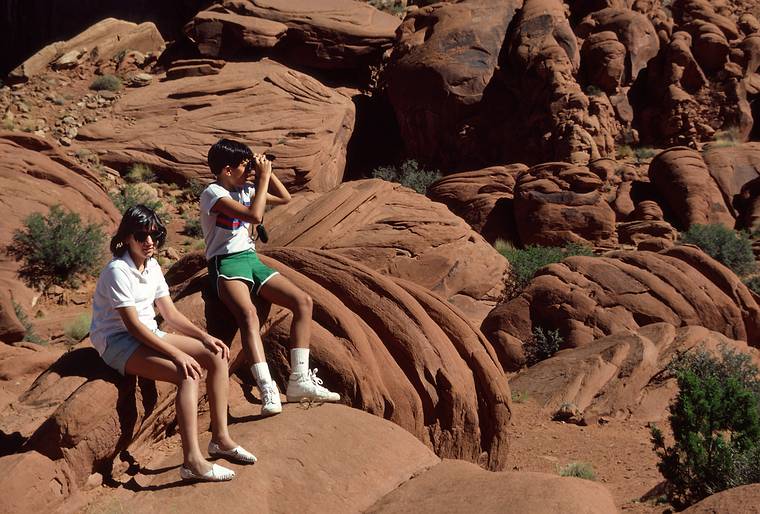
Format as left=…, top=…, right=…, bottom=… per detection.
left=509, top=323, right=760, bottom=424
left=384, top=0, right=521, bottom=170
left=703, top=142, right=760, bottom=217
left=0, top=295, right=25, bottom=344
left=9, top=18, right=164, bottom=83
left=648, top=147, right=735, bottom=229
left=682, top=484, right=760, bottom=514
left=426, top=164, right=527, bottom=244
left=482, top=246, right=760, bottom=370
left=264, top=179, right=509, bottom=322
left=0, top=132, right=120, bottom=303
left=170, top=247, right=511, bottom=471
left=186, top=0, right=400, bottom=69
left=513, top=162, right=618, bottom=247
left=77, top=60, right=355, bottom=193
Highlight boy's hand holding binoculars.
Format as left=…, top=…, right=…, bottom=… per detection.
left=250, top=153, right=272, bottom=182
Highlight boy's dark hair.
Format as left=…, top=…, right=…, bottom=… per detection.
left=207, top=138, right=253, bottom=176
left=110, top=204, right=167, bottom=257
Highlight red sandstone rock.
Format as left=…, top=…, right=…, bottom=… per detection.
left=510, top=323, right=760, bottom=424
left=426, top=164, right=527, bottom=244
left=682, top=484, right=760, bottom=513
left=513, top=162, right=618, bottom=247
left=77, top=60, right=355, bottom=193
left=481, top=246, right=760, bottom=369
left=0, top=294, right=24, bottom=344
left=580, top=31, right=627, bottom=94
left=264, top=179, right=509, bottom=322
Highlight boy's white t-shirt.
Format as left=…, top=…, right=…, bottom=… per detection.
left=200, top=182, right=256, bottom=259
left=90, top=253, right=170, bottom=355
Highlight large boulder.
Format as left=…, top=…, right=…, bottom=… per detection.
left=384, top=0, right=521, bottom=170
left=186, top=0, right=400, bottom=69
left=702, top=142, right=760, bottom=218
left=367, top=459, right=619, bottom=514
left=8, top=18, right=164, bottom=83
left=481, top=245, right=760, bottom=369
left=264, top=179, right=509, bottom=322
left=0, top=132, right=120, bottom=303
left=682, top=484, right=760, bottom=514
left=648, top=147, right=735, bottom=229
left=77, top=59, right=355, bottom=193
left=170, top=247, right=512, bottom=471
left=513, top=162, right=618, bottom=247
left=426, top=164, right=527, bottom=244
left=509, top=323, right=760, bottom=424
left=0, top=295, right=25, bottom=344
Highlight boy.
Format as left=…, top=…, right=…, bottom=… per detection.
left=200, top=138, right=340, bottom=416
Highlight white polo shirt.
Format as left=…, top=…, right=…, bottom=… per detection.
left=89, top=252, right=170, bottom=355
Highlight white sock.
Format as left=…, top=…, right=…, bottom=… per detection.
left=290, top=348, right=309, bottom=376
left=251, top=362, right=272, bottom=389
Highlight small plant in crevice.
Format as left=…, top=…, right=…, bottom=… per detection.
left=89, top=74, right=122, bottom=92
left=110, top=185, right=166, bottom=219
left=64, top=313, right=92, bottom=343
left=371, top=159, right=442, bottom=194
left=12, top=301, right=46, bottom=345
left=524, top=326, right=563, bottom=366
left=124, top=163, right=156, bottom=184
left=183, top=216, right=203, bottom=238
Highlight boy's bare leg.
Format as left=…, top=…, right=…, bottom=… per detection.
left=258, top=274, right=312, bottom=349
left=217, top=279, right=267, bottom=363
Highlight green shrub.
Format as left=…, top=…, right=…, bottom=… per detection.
left=617, top=144, right=634, bottom=160
left=371, top=159, right=441, bottom=194
left=584, top=85, right=604, bottom=97
left=634, top=147, right=658, bottom=161
left=495, top=240, right=594, bottom=298
left=12, top=301, right=46, bottom=345
left=651, top=346, right=760, bottom=509
left=89, top=74, right=122, bottom=91
left=524, top=326, right=563, bottom=366
left=511, top=390, right=529, bottom=403
left=6, top=205, right=105, bottom=289
left=124, top=163, right=156, bottom=184
left=183, top=217, right=203, bottom=238
left=712, top=127, right=742, bottom=148
left=680, top=224, right=756, bottom=276
left=744, top=276, right=760, bottom=296
left=186, top=179, right=206, bottom=200
left=64, top=313, right=91, bottom=343
left=559, top=462, right=596, bottom=480
left=110, top=185, right=165, bottom=217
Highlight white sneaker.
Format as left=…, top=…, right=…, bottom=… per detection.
left=260, top=382, right=282, bottom=416
left=286, top=368, right=341, bottom=403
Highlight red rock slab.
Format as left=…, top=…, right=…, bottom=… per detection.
left=192, top=0, right=401, bottom=69
left=100, top=404, right=441, bottom=514
left=0, top=451, right=71, bottom=513
left=426, top=164, right=527, bottom=244
left=0, top=132, right=120, bottom=304
left=702, top=142, right=760, bottom=215
left=366, top=459, right=619, bottom=514
left=0, top=294, right=24, bottom=344
left=9, top=18, right=164, bottom=83
left=682, top=484, right=760, bottom=513
left=509, top=323, right=760, bottom=424
left=481, top=246, right=760, bottom=370
left=384, top=0, right=521, bottom=169
left=169, top=247, right=511, bottom=470
left=0, top=343, right=64, bottom=412
left=77, top=59, right=355, bottom=193
left=648, top=146, right=735, bottom=229
left=264, top=179, right=509, bottom=322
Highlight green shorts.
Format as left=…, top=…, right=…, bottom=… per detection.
left=208, top=249, right=278, bottom=296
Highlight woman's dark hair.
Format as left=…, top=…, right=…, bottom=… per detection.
left=207, top=138, right=253, bottom=176
left=110, top=204, right=167, bottom=257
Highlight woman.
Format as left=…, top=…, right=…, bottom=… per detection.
left=90, top=204, right=255, bottom=482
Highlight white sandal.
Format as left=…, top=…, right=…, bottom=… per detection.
left=179, top=463, right=236, bottom=482
left=208, top=441, right=257, bottom=464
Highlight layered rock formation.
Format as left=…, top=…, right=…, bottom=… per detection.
left=509, top=323, right=760, bottom=424
left=186, top=0, right=400, bottom=69
left=77, top=59, right=355, bottom=193
left=169, top=247, right=512, bottom=471
left=264, top=179, right=509, bottom=321
left=482, top=245, right=760, bottom=369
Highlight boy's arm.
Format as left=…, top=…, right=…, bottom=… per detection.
left=265, top=172, right=291, bottom=206
left=211, top=156, right=272, bottom=224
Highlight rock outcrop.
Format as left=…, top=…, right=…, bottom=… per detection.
left=426, top=164, right=527, bottom=244
left=170, top=247, right=512, bottom=471
left=682, top=484, right=760, bottom=514
left=77, top=59, right=355, bottom=193
left=186, top=0, right=400, bottom=69
left=264, top=179, right=509, bottom=321
left=509, top=323, right=760, bottom=424
left=482, top=245, right=760, bottom=369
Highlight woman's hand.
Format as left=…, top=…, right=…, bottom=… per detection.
left=201, top=334, right=230, bottom=360
left=173, top=352, right=204, bottom=380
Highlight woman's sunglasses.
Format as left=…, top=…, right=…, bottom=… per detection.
left=133, top=230, right=161, bottom=243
